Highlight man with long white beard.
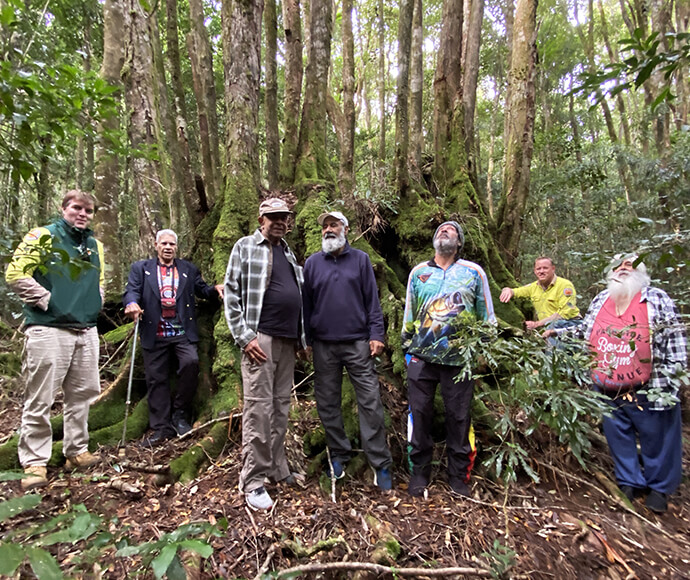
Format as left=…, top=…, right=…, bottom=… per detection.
left=402, top=221, right=496, bottom=498
left=546, top=254, right=687, bottom=513
left=302, top=211, right=393, bottom=490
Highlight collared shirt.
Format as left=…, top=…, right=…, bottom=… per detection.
left=402, top=258, right=496, bottom=366
left=223, top=229, right=306, bottom=349
left=564, top=286, right=687, bottom=410
left=512, top=276, right=580, bottom=321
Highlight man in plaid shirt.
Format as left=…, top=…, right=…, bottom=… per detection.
left=224, top=198, right=306, bottom=511
left=547, top=254, right=687, bottom=513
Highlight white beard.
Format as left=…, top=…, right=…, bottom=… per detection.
left=607, top=268, right=650, bottom=303
left=433, top=237, right=457, bottom=257
left=322, top=231, right=347, bottom=254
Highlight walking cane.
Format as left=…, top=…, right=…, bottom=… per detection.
left=119, top=317, right=140, bottom=454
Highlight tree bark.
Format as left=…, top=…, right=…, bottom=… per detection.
left=124, top=0, right=166, bottom=254
left=339, top=0, right=356, bottom=198
left=93, top=0, right=125, bottom=292
left=377, top=0, right=387, bottom=166
left=495, top=0, right=537, bottom=272
left=462, top=0, right=484, bottom=193
left=264, top=0, right=280, bottom=190
left=188, top=0, right=222, bottom=206
left=295, top=0, right=333, bottom=183
left=433, top=0, right=463, bottom=189
left=394, top=0, right=414, bottom=194
left=409, top=0, right=423, bottom=181
left=279, top=0, right=303, bottom=187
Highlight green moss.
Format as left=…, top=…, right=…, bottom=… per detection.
left=170, top=421, right=228, bottom=483
left=0, top=437, right=18, bottom=470
left=90, top=398, right=150, bottom=448
left=103, top=322, right=134, bottom=345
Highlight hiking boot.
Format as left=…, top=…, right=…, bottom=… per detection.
left=21, top=466, right=48, bottom=491
left=325, top=460, right=345, bottom=479
left=65, top=451, right=99, bottom=472
left=246, top=487, right=273, bottom=511
left=140, top=430, right=175, bottom=448
left=645, top=490, right=668, bottom=513
left=408, top=473, right=428, bottom=497
left=619, top=485, right=636, bottom=502
left=450, top=478, right=470, bottom=497
left=374, top=467, right=393, bottom=491
left=171, top=411, right=192, bottom=436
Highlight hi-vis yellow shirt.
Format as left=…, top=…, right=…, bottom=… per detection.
left=512, top=276, right=580, bottom=321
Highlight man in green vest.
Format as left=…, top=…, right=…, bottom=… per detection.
left=6, top=190, right=105, bottom=491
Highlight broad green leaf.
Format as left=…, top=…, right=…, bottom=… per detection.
left=151, top=544, right=178, bottom=579
left=0, top=494, right=42, bottom=521
left=26, top=547, right=63, bottom=580
left=0, top=471, right=26, bottom=481
left=178, top=539, right=214, bottom=558
left=0, top=543, right=25, bottom=575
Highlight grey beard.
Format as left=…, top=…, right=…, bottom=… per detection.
left=322, top=232, right=346, bottom=254
left=433, top=237, right=457, bottom=257
left=607, top=269, right=650, bottom=302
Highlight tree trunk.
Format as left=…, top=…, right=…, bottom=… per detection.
left=124, top=0, right=166, bottom=254
left=394, top=0, right=413, bottom=194
left=93, top=0, right=125, bottom=293
left=278, top=0, right=303, bottom=187
left=188, top=0, right=222, bottom=206
left=433, top=0, right=463, bottom=189
left=462, top=0, right=484, bottom=192
left=495, top=0, right=537, bottom=272
left=339, top=0, right=356, bottom=199
left=295, top=0, right=333, bottom=183
left=409, top=0, right=423, bottom=181
left=264, top=0, right=280, bottom=190
left=377, top=0, right=387, bottom=166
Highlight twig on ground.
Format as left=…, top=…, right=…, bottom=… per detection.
left=253, top=544, right=277, bottom=580
left=107, top=478, right=144, bottom=498
left=179, top=414, right=239, bottom=441
left=269, top=561, right=492, bottom=578
left=117, top=461, right=170, bottom=474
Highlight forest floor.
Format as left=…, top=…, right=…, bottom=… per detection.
left=1, top=359, right=690, bottom=579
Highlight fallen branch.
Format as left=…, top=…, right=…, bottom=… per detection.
left=268, top=561, right=492, bottom=578
left=117, top=460, right=170, bottom=475
left=93, top=361, right=130, bottom=404
left=107, top=478, right=144, bottom=499
left=179, top=414, right=239, bottom=441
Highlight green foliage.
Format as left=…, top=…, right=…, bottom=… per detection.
left=481, top=539, right=516, bottom=579
left=116, top=522, right=220, bottom=579
left=0, top=480, right=219, bottom=579
left=452, top=322, right=610, bottom=484
left=575, top=29, right=690, bottom=110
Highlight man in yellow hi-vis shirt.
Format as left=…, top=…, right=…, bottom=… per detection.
left=500, top=257, right=581, bottom=331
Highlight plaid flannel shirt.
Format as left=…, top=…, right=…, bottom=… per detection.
left=564, top=286, right=687, bottom=410
left=224, top=230, right=306, bottom=349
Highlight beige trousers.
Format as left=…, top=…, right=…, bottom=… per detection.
left=19, top=326, right=100, bottom=467
left=239, top=333, right=295, bottom=493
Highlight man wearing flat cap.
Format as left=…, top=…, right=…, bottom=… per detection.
left=402, top=221, right=496, bottom=498
left=224, top=197, right=306, bottom=511
left=302, top=211, right=393, bottom=490
left=545, top=253, right=687, bottom=513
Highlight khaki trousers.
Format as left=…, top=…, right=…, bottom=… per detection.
left=19, top=326, right=100, bottom=467
left=239, top=333, right=295, bottom=493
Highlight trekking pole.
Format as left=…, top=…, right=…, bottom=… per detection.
left=119, top=317, right=140, bottom=453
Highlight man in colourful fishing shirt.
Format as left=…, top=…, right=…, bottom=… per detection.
left=402, top=221, right=496, bottom=498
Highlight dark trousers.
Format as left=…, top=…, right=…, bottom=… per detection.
left=313, top=340, right=392, bottom=470
left=602, top=395, right=682, bottom=494
left=142, top=335, right=199, bottom=434
left=407, top=356, right=475, bottom=484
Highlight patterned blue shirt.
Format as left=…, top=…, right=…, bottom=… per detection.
left=402, top=258, right=496, bottom=366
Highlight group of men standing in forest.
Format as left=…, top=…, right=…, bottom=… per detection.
left=6, top=191, right=687, bottom=515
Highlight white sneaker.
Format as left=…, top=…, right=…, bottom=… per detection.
left=246, top=486, right=273, bottom=511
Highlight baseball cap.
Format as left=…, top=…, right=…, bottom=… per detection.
left=317, top=211, right=349, bottom=228
left=259, top=197, right=292, bottom=216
